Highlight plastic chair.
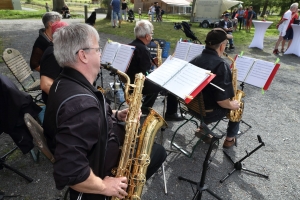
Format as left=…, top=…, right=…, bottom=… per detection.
left=171, top=93, right=222, bottom=158
left=2, top=48, right=40, bottom=92
left=24, top=113, right=55, bottom=163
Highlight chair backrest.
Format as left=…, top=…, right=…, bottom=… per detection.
left=179, top=92, right=206, bottom=119
left=24, top=113, right=55, bottom=163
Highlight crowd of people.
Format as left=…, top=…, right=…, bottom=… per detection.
left=23, top=2, right=299, bottom=199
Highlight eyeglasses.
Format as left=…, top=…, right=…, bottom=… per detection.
left=76, top=47, right=102, bottom=54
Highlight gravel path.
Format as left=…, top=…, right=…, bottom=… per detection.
left=0, top=18, right=299, bottom=200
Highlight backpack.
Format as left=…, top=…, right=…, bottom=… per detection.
left=253, top=11, right=257, bottom=19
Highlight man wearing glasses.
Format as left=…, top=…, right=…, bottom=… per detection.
left=126, top=20, right=183, bottom=121
left=43, top=23, right=166, bottom=200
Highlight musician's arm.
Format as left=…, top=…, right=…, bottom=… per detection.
left=40, top=75, right=53, bottom=94
left=217, top=99, right=240, bottom=110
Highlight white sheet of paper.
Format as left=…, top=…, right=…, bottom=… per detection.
left=173, top=41, right=190, bottom=60
left=146, top=56, right=187, bottom=86
left=101, top=42, right=120, bottom=64
left=164, top=63, right=209, bottom=99
left=186, top=44, right=205, bottom=62
left=111, top=44, right=135, bottom=72
left=245, top=60, right=275, bottom=88
left=235, top=56, right=256, bottom=81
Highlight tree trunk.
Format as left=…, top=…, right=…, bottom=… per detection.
left=52, top=0, right=66, bottom=13
left=105, top=0, right=112, bottom=20
left=260, top=0, right=269, bottom=17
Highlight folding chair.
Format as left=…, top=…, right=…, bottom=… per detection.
left=2, top=48, right=40, bottom=92
left=171, top=93, right=222, bottom=158
left=24, top=113, right=55, bottom=163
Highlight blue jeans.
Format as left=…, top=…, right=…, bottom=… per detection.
left=204, top=108, right=239, bottom=138
left=227, top=32, right=233, bottom=45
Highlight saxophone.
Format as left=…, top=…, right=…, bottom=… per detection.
left=153, top=40, right=162, bottom=67
left=224, top=53, right=245, bottom=122
left=107, top=67, right=167, bottom=200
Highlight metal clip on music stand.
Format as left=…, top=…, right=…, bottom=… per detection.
left=220, top=135, right=269, bottom=183
left=178, top=123, right=225, bottom=200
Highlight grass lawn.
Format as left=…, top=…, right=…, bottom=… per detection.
left=95, top=15, right=281, bottom=52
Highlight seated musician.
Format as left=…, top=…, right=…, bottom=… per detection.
left=189, top=28, right=240, bottom=148
left=218, top=13, right=235, bottom=50
left=126, top=20, right=183, bottom=121
left=43, top=24, right=166, bottom=200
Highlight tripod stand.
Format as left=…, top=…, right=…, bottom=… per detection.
left=178, top=124, right=224, bottom=200
left=220, top=135, right=269, bottom=183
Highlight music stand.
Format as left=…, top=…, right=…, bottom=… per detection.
left=0, top=145, right=33, bottom=183
left=220, top=135, right=269, bottom=183
left=178, top=123, right=225, bottom=200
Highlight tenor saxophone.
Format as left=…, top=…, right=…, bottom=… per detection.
left=224, top=53, right=245, bottom=122
left=107, top=67, right=167, bottom=200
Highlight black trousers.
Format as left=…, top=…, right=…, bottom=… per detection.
left=142, top=79, right=178, bottom=114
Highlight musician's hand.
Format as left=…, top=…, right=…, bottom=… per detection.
left=117, top=108, right=129, bottom=122
left=152, top=57, right=158, bottom=66
left=101, top=176, right=128, bottom=198
left=231, top=100, right=240, bottom=110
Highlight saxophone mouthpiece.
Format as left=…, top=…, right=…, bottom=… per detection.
left=223, top=52, right=228, bottom=57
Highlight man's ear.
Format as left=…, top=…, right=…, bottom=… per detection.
left=78, top=50, right=88, bottom=64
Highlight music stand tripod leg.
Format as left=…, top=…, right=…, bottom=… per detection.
left=178, top=137, right=223, bottom=200
left=220, top=135, right=269, bottom=183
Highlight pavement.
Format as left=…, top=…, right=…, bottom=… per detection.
left=0, top=18, right=300, bottom=200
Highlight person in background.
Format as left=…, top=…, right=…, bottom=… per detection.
left=45, top=3, right=49, bottom=12
left=155, top=2, right=161, bottom=22
left=231, top=8, right=238, bottom=31
left=30, top=11, right=61, bottom=72
left=110, top=0, right=122, bottom=28
left=86, top=11, right=97, bottom=27
left=280, top=8, right=299, bottom=53
left=236, top=6, right=244, bottom=30
left=126, top=20, right=183, bottom=121
left=243, top=7, right=248, bottom=30
left=40, top=21, right=68, bottom=104
left=189, top=28, right=240, bottom=148
left=43, top=23, right=166, bottom=200
left=218, top=13, right=235, bottom=50
left=246, top=6, right=253, bottom=32
left=273, top=3, right=299, bottom=55
left=121, top=0, right=128, bottom=21
left=149, top=3, right=156, bottom=22
left=138, top=8, right=142, bottom=20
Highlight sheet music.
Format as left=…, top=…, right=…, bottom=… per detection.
left=235, top=56, right=256, bottom=81
left=111, top=44, right=135, bottom=72
left=173, top=41, right=190, bottom=60
left=146, top=56, right=187, bottom=86
left=245, top=60, right=275, bottom=88
left=101, top=42, right=120, bottom=64
left=164, top=63, right=209, bottom=99
left=186, top=44, right=205, bottom=62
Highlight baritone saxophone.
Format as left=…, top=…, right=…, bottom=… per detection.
left=105, top=66, right=167, bottom=200
left=223, top=53, right=245, bottom=122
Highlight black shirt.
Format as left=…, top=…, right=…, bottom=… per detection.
left=40, top=43, right=62, bottom=104
left=121, top=2, right=127, bottom=10
left=189, top=48, right=234, bottom=110
left=126, top=38, right=152, bottom=84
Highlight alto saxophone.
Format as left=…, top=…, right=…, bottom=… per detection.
left=224, top=53, right=245, bottom=122
left=107, top=67, right=167, bottom=200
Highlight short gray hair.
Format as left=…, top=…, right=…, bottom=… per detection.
left=53, top=23, right=100, bottom=67
left=290, top=3, right=299, bottom=9
left=134, top=20, right=153, bottom=38
left=42, top=11, right=62, bottom=28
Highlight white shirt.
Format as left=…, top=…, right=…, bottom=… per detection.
left=278, top=10, right=292, bottom=36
